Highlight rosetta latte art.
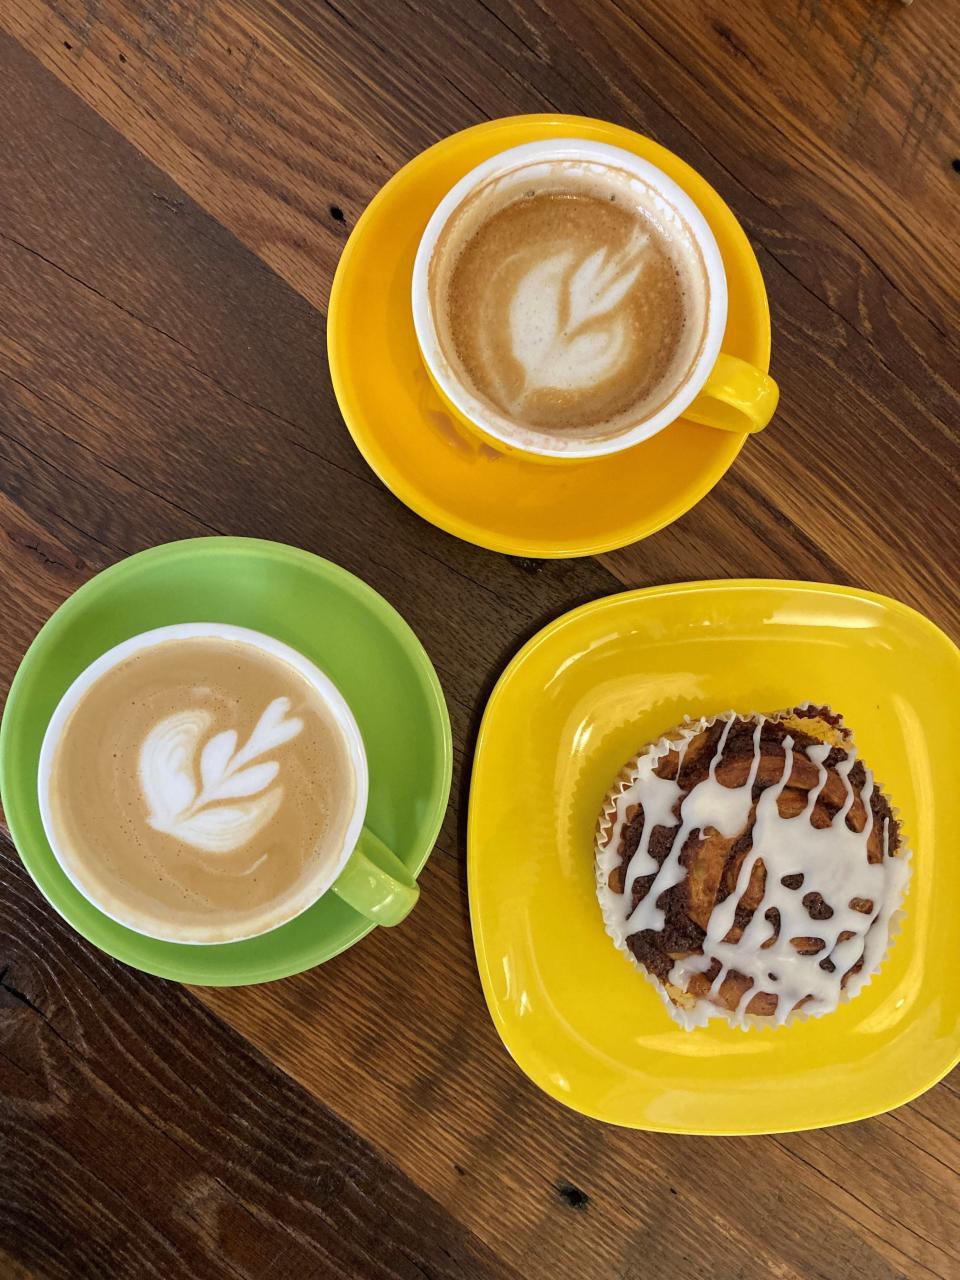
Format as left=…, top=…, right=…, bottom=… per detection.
left=506, top=232, right=649, bottom=405
left=139, top=696, right=304, bottom=853
left=46, top=635, right=355, bottom=943
left=437, top=172, right=707, bottom=438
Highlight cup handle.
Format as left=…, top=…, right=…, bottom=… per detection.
left=330, top=827, right=420, bottom=926
left=683, top=353, right=779, bottom=434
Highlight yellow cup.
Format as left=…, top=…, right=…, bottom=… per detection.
left=412, top=139, right=778, bottom=461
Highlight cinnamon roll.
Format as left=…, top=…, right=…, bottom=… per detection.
left=595, top=706, right=911, bottom=1028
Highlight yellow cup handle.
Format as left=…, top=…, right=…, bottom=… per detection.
left=683, top=353, right=779, bottom=434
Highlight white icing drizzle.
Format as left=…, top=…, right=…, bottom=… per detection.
left=596, top=714, right=912, bottom=1029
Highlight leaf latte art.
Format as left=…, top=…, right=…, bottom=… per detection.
left=44, top=636, right=356, bottom=943
left=505, top=232, right=649, bottom=406
left=430, top=163, right=710, bottom=447
left=139, top=697, right=304, bottom=853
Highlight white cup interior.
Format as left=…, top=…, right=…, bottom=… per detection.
left=412, top=138, right=729, bottom=459
left=37, top=623, right=369, bottom=945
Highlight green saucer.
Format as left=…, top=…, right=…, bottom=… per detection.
left=0, top=538, right=452, bottom=985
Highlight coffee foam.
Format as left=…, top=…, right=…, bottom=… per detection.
left=45, top=637, right=356, bottom=943
left=428, top=160, right=710, bottom=450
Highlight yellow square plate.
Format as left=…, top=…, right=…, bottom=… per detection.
left=468, top=580, right=960, bottom=1132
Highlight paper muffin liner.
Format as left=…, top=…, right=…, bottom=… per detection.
left=594, top=705, right=913, bottom=1032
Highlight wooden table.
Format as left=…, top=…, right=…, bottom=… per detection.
left=1, top=3, right=957, bottom=1277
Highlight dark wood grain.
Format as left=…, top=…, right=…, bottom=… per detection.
left=0, top=836, right=515, bottom=1280
left=4, top=0, right=958, bottom=631
left=0, top=2, right=957, bottom=1278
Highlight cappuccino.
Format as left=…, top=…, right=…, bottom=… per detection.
left=43, top=635, right=357, bottom=943
left=427, top=160, right=710, bottom=449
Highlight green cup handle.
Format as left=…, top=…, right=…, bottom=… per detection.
left=330, top=827, right=420, bottom=926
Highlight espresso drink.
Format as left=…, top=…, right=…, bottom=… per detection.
left=429, top=161, right=710, bottom=447
left=45, top=637, right=356, bottom=942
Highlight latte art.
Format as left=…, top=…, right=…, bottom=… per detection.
left=428, top=159, right=710, bottom=448
left=43, top=636, right=357, bottom=943
left=504, top=230, right=649, bottom=406
left=140, top=697, right=304, bottom=854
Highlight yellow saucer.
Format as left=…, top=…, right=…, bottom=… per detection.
left=469, top=581, right=960, bottom=1132
left=328, top=116, right=771, bottom=558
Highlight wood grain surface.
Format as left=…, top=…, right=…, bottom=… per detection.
left=0, top=2, right=957, bottom=1278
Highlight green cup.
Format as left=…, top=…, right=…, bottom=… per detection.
left=36, top=622, right=418, bottom=945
